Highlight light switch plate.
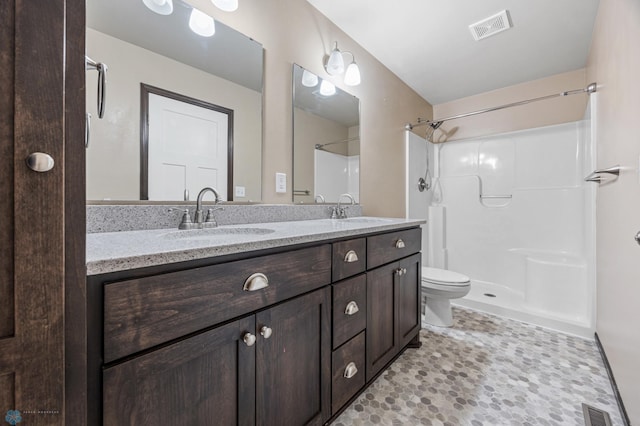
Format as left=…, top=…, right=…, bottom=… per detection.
left=235, top=186, right=245, bottom=197
left=275, top=173, right=287, bottom=193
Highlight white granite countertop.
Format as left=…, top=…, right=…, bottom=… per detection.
left=87, top=217, right=425, bottom=275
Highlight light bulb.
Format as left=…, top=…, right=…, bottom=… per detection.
left=142, top=0, right=173, bottom=15
left=301, top=70, right=319, bottom=87
left=189, top=8, right=216, bottom=37
left=212, top=0, right=238, bottom=12
left=325, top=42, right=345, bottom=76
left=319, top=80, right=336, bottom=96
left=344, top=61, right=361, bottom=86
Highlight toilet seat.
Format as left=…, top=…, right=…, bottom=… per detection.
left=421, top=267, right=470, bottom=287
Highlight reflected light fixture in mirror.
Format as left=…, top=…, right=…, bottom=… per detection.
left=325, top=41, right=361, bottom=86
left=320, top=80, right=336, bottom=96
left=302, top=70, right=319, bottom=87
left=212, top=0, right=239, bottom=12
left=143, top=0, right=174, bottom=15
left=189, top=8, right=216, bottom=37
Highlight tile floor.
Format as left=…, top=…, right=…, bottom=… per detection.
left=333, top=307, right=623, bottom=426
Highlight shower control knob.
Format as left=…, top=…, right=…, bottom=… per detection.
left=635, top=231, right=640, bottom=246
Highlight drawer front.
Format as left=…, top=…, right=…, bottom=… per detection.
left=332, top=238, right=366, bottom=281
left=367, top=227, right=421, bottom=269
left=331, top=331, right=366, bottom=414
left=103, top=245, right=331, bottom=362
left=332, top=274, right=366, bottom=349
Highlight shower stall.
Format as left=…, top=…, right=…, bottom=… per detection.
left=406, top=99, right=596, bottom=337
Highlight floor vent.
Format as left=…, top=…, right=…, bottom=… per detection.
left=582, top=403, right=612, bottom=426
left=469, top=10, right=512, bottom=41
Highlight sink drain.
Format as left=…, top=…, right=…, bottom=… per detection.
left=483, top=293, right=497, bottom=298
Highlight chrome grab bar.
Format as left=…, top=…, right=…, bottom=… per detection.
left=480, top=195, right=512, bottom=199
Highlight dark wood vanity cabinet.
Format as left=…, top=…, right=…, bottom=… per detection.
left=88, top=226, right=421, bottom=425
left=366, top=234, right=422, bottom=382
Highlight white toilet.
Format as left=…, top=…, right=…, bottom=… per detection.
left=421, top=266, right=471, bottom=327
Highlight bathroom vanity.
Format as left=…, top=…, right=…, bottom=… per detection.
left=86, top=217, right=423, bottom=425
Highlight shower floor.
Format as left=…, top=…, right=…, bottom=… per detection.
left=333, top=306, right=622, bottom=426
left=453, top=280, right=593, bottom=338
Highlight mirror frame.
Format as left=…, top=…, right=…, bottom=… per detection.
left=139, top=83, right=234, bottom=201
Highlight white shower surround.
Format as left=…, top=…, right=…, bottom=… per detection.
left=406, top=101, right=596, bottom=337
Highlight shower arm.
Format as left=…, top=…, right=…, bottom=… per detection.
left=405, top=83, right=597, bottom=131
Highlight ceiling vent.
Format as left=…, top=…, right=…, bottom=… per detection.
left=469, top=10, right=512, bottom=41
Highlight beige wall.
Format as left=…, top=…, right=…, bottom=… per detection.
left=188, top=0, right=431, bottom=216
left=86, top=29, right=262, bottom=201
left=433, top=69, right=588, bottom=142
left=587, top=0, right=640, bottom=421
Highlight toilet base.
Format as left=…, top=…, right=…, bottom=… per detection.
left=422, top=296, right=453, bottom=327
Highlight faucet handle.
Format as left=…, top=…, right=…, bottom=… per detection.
left=203, top=207, right=223, bottom=228
left=329, top=206, right=338, bottom=219
left=173, top=209, right=195, bottom=230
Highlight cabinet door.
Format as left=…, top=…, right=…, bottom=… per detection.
left=397, top=253, right=421, bottom=349
left=103, top=316, right=255, bottom=426
left=365, top=261, right=399, bottom=382
left=256, top=287, right=331, bottom=426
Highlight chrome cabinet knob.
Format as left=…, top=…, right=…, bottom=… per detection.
left=344, top=301, right=359, bottom=316
left=243, top=273, right=269, bottom=291
left=260, top=326, right=272, bottom=339
left=26, top=152, right=55, bottom=173
left=343, top=362, right=358, bottom=379
left=396, top=268, right=407, bottom=276
left=344, top=250, right=359, bottom=263
left=395, top=239, right=406, bottom=249
left=635, top=231, right=640, bottom=246
left=242, top=332, right=256, bottom=347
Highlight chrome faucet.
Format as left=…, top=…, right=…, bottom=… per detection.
left=331, top=193, right=355, bottom=219
left=177, top=187, right=222, bottom=230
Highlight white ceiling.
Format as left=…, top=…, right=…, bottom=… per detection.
left=307, top=0, right=600, bottom=104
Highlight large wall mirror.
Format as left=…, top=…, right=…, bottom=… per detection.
left=86, top=0, right=263, bottom=202
left=292, top=64, right=360, bottom=204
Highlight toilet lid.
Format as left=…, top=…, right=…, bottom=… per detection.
left=421, top=267, right=470, bottom=286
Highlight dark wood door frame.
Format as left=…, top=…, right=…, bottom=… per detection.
left=139, top=83, right=235, bottom=201
left=0, top=0, right=86, bottom=424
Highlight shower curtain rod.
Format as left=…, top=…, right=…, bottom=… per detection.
left=405, top=82, right=597, bottom=131
left=315, top=136, right=359, bottom=150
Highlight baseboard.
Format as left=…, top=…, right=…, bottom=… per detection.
left=594, top=332, right=631, bottom=426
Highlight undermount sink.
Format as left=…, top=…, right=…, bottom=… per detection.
left=162, top=227, right=276, bottom=241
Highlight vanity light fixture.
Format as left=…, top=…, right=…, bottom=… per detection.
left=189, top=8, right=216, bottom=37
left=301, top=69, right=319, bottom=87
left=324, top=41, right=361, bottom=86
left=142, top=0, right=174, bottom=15
left=319, top=80, right=336, bottom=96
left=212, top=0, right=238, bottom=12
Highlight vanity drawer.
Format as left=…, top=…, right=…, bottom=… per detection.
left=332, top=274, right=366, bottom=349
left=103, top=245, right=331, bottom=362
left=332, top=331, right=366, bottom=414
left=332, top=238, right=366, bottom=281
left=367, top=227, right=421, bottom=269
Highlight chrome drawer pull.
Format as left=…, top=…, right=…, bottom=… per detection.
left=243, top=273, right=269, bottom=291
left=344, top=250, right=359, bottom=263
left=395, top=239, right=405, bottom=249
left=343, top=362, right=358, bottom=379
left=344, top=301, right=360, bottom=316
left=242, top=332, right=256, bottom=347
left=260, top=325, right=272, bottom=339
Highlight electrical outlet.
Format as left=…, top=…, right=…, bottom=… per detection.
left=275, top=173, right=287, bottom=193
left=235, top=186, right=245, bottom=197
